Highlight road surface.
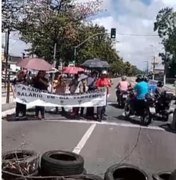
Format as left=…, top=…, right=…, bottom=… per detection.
left=2, top=78, right=176, bottom=179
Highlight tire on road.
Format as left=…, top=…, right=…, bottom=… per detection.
left=104, top=164, right=149, bottom=180
left=41, top=150, right=84, bottom=176
left=152, top=172, right=171, bottom=180
left=2, top=150, right=39, bottom=180
left=170, top=169, right=176, bottom=180
left=141, top=110, right=152, bottom=126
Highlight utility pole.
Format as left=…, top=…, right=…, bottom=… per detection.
left=4, top=29, right=10, bottom=103
left=163, top=52, right=167, bottom=85
left=152, top=56, right=156, bottom=80
left=51, top=43, right=57, bottom=93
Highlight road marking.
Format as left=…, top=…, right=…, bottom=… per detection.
left=72, top=123, right=96, bottom=154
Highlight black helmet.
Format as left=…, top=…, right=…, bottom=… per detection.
left=157, top=81, right=164, bottom=87
left=142, top=76, right=148, bottom=82
left=136, top=75, right=143, bottom=82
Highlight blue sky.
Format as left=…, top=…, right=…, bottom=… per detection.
left=2, top=0, right=176, bottom=69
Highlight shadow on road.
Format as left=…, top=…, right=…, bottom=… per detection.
left=160, top=124, right=176, bottom=134
left=115, top=115, right=144, bottom=126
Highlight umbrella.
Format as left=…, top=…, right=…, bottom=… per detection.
left=78, top=74, right=88, bottom=81
left=62, top=66, right=84, bottom=74
left=16, top=58, right=53, bottom=71
left=81, top=58, right=110, bottom=68
left=47, top=68, right=59, bottom=74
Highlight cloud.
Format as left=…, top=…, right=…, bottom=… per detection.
left=91, top=0, right=176, bottom=70
left=2, top=31, right=31, bottom=57
left=2, top=0, right=175, bottom=70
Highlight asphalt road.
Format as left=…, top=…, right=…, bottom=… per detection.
left=2, top=78, right=176, bottom=179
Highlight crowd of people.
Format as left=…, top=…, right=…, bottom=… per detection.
left=12, top=69, right=112, bottom=121
left=12, top=68, right=174, bottom=123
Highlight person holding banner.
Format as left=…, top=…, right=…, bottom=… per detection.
left=96, top=70, right=111, bottom=121
left=12, top=71, right=27, bottom=119
left=33, top=71, right=48, bottom=119
left=69, top=74, right=80, bottom=117
left=86, top=71, right=97, bottom=119
left=53, top=74, right=66, bottom=114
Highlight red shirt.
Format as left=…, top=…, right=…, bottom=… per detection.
left=96, top=77, right=111, bottom=94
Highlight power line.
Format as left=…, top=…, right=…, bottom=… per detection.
left=117, top=33, right=158, bottom=37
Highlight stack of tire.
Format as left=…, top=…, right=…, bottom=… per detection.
left=2, top=150, right=39, bottom=180
left=2, top=150, right=103, bottom=180
left=2, top=150, right=176, bottom=180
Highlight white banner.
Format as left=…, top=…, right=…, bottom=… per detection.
left=14, top=84, right=107, bottom=108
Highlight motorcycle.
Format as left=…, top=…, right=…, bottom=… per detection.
left=116, top=90, right=128, bottom=108
left=124, top=91, right=155, bottom=126
left=153, top=91, right=174, bottom=122
left=171, top=98, right=176, bottom=130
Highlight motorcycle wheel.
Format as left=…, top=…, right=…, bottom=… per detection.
left=162, top=113, right=169, bottom=122
left=141, top=110, right=152, bottom=126
left=124, top=103, right=131, bottom=119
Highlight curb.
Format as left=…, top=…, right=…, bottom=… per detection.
left=2, top=108, right=15, bottom=118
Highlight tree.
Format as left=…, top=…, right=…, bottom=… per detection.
left=154, top=8, right=176, bottom=77
left=2, top=0, right=103, bottom=62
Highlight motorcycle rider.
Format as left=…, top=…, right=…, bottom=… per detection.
left=116, top=76, right=132, bottom=103
left=130, top=75, right=149, bottom=113
left=155, top=81, right=166, bottom=96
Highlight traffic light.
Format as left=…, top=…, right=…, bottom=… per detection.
left=111, top=28, right=116, bottom=39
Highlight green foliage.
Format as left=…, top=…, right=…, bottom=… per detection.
left=3, top=0, right=139, bottom=76
left=154, top=7, right=176, bottom=77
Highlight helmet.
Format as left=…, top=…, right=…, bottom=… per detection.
left=157, top=81, right=164, bottom=87
left=102, top=70, right=108, bottom=75
left=142, top=76, right=148, bottom=82
left=121, top=76, right=127, bottom=81
left=136, top=75, right=143, bottom=82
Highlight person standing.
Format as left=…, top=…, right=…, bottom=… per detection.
left=96, top=70, right=111, bottom=121
left=12, top=71, right=27, bottom=119
left=33, top=71, right=48, bottom=119
left=69, top=74, right=80, bottom=117
left=79, top=78, right=88, bottom=116
left=86, top=71, right=97, bottom=119
left=53, top=74, right=66, bottom=114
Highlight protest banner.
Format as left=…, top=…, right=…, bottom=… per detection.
left=14, top=84, right=107, bottom=108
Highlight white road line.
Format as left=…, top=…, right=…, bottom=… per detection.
left=72, top=123, right=96, bottom=154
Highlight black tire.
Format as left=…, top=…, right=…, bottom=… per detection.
left=41, top=150, right=84, bottom=176
left=104, top=163, right=149, bottom=180
left=170, top=169, right=176, bottom=180
left=2, top=150, right=39, bottom=180
left=152, top=172, right=171, bottom=180
left=124, top=104, right=131, bottom=119
left=141, top=110, right=152, bottom=126
left=162, top=113, right=169, bottom=122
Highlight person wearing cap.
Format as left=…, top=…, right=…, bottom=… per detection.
left=96, top=70, right=111, bottom=121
